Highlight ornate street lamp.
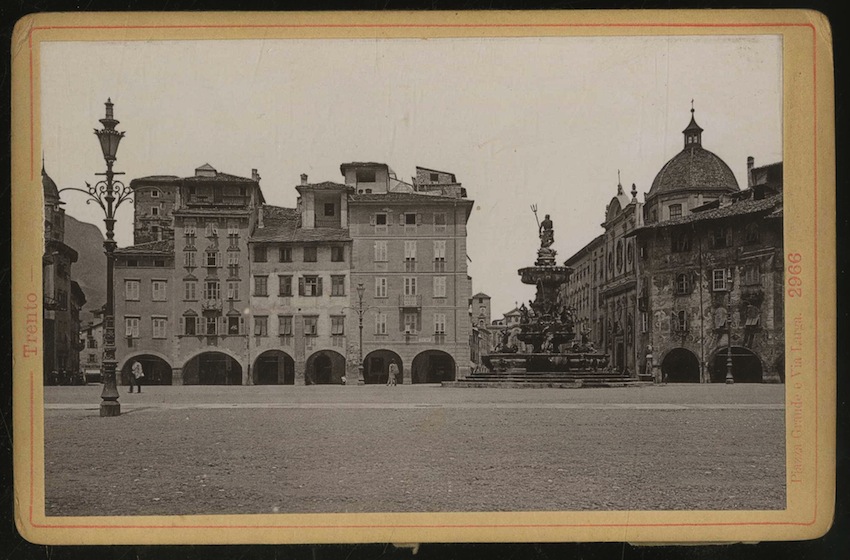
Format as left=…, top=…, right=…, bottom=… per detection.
left=725, top=269, right=735, bottom=384
left=58, top=98, right=131, bottom=416
left=343, top=282, right=374, bottom=385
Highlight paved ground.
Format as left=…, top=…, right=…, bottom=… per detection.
left=42, top=384, right=785, bottom=516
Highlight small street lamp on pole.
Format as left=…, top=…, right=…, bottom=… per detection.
left=725, top=270, right=735, bottom=384
left=344, top=283, right=372, bottom=385
left=58, top=98, right=130, bottom=416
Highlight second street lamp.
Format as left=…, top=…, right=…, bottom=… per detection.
left=58, top=98, right=131, bottom=416
left=344, top=282, right=374, bottom=385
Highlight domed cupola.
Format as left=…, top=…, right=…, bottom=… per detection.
left=42, top=159, right=61, bottom=203
left=646, top=105, right=739, bottom=202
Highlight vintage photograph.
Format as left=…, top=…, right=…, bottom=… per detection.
left=37, top=32, right=786, bottom=519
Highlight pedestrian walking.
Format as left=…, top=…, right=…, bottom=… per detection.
left=129, top=360, right=144, bottom=393
left=387, top=361, right=399, bottom=387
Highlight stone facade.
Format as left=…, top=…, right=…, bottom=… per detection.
left=129, top=176, right=179, bottom=244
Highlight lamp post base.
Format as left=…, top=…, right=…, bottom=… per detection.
left=100, top=400, right=121, bottom=417
left=357, top=364, right=365, bottom=385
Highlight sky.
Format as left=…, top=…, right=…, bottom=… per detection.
left=40, top=35, right=782, bottom=318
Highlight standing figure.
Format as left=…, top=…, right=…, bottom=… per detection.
left=539, top=214, right=554, bottom=248
left=129, top=360, right=144, bottom=393
left=387, top=360, right=399, bottom=386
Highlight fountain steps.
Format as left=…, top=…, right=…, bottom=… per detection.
left=445, top=371, right=652, bottom=388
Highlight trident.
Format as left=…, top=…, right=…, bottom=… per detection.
left=530, top=204, right=540, bottom=229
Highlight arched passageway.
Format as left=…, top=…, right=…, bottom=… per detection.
left=253, top=350, right=295, bottom=385
left=661, top=348, right=701, bottom=383
left=183, top=352, right=243, bottom=385
left=710, top=346, right=764, bottom=383
left=306, top=350, right=346, bottom=385
left=412, top=350, right=456, bottom=384
left=362, top=350, right=404, bottom=384
left=121, top=355, right=173, bottom=385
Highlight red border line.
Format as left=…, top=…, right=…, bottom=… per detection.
left=27, top=21, right=820, bottom=532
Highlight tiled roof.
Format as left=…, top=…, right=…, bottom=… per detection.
left=634, top=193, right=782, bottom=232
left=130, top=175, right=180, bottom=184
left=250, top=205, right=351, bottom=243
left=183, top=171, right=255, bottom=183
left=471, top=292, right=490, bottom=299
left=115, top=240, right=175, bottom=254
left=564, top=233, right=605, bottom=265
left=350, top=192, right=468, bottom=204
left=297, top=181, right=353, bottom=191
left=648, top=146, right=739, bottom=199
left=42, top=167, right=60, bottom=201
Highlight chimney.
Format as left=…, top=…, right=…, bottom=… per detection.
left=257, top=205, right=264, bottom=229
left=747, top=156, right=755, bottom=188
left=252, top=168, right=260, bottom=182
left=301, top=173, right=308, bottom=186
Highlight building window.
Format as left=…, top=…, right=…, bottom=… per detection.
left=278, top=315, right=293, bottom=336
left=206, top=251, right=220, bottom=268
left=124, top=316, right=140, bottom=338
left=374, top=240, right=387, bottom=262
left=356, top=169, right=376, bottom=182
left=152, top=317, right=167, bottom=339
left=712, top=269, right=728, bottom=291
left=404, top=277, right=417, bottom=295
left=124, top=280, right=140, bottom=301
left=331, top=275, right=345, bottom=296
left=205, top=222, right=218, bottom=237
left=227, top=315, right=240, bottom=335
left=403, top=312, right=419, bottom=334
left=430, top=172, right=439, bottom=182
left=434, top=213, right=447, bottom=233
left=253, top=245, right=267, bottom=263
left=184, top=225, right=196, bottom=246
left=279, top=275, right=293, bottom=297
left=183, top=315, right=197, bottom=335
left=375, top=277, right=387, bottom=298
left=675, top=273, right=690, bottom=295
left=405, top=213, right=417, bottom=226
left=743, top=264, right=761, bottom=286
left=671, top=232, right=692, bottom=253
left=668, top=204, right=682, bottom=219
left=304, top=316, right=318, bottom=336
left=206, top=316, right=218, bottom=336
left=254, top=275, right=268, bottom=297
left=374, top=213, right=388, bottom=233
left=434, top=313, right=446, bottom=334
left=673, top=310, right=688, bottom=332
left=150, top=189, right=160, bottom=198
left=151, top=280, right=167, bottom=301
left=404, top=241, right=417, bottom=271
left=87, top=338, right=97, bottom=349
left=154, top=259, right=166, bottom=267
left=227, top=281, right=239, bottom=300
left=183, top=280, right=197, bottom=301
left=641, top=312, right=648, bottom=333
left=303, top=246, right=317, bottom=262
left=433, top=276, right=447, bottom=298
left=184, top=251, right=196, bottom=268
left=279, top=247, right=292, bottom=262
left=331, top=316, right=345, bottom=335
left=324, top=203, right=335, bottom=217
left=331, top=246, right=344, bottom=262
left=300, top=275, right=322, bottom=297
left=254, top=316, right=268, bottom=337
left=434, top=240, right=446, bottom=271
left=375, top=312, right=387, bottom=335
left=204, top=280, right=220, bottom=300
left=616, top=239, right=624, bottom=273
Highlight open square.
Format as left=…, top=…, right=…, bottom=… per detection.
left=44, top=384, right=785, bottom=516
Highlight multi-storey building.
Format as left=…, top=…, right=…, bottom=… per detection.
left=246, top=176, right=353, bottom=385
left=632, top=160, right=784, bottom=383
left=43, top=164, right=87, bottom=384
left=345, top=162, right=474, bottom=384
left=114, top=164, right=264, bottom=385
left=128, top=175, right=180, bottom=244
left=559, top=108, right=784, bottom=383
left=80, top=310, right=104, bottom=382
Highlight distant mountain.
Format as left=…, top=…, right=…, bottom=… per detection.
left=65, top=215, right=106, bottom=323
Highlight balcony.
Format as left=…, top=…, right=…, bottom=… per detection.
left=398, top=294, right=422, bottom=308
left=201, top=299, right=222, bottom=312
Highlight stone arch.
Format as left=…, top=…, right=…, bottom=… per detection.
left=182, top=351, right=243, bottom=385
left=709, top=346, right=764, bottom=383
left=253, top=350, right=295, bottom=385
left=412, top=350, right=457, bottom=384
left=119, top=353, right=173, bottom=386
left=660, top=347, right=700, bottom=383
left=118, top=350, right=173, bottom=374
left=305, top=349, right=346, bottom=385
left=362, top=349, right=404, bottom=385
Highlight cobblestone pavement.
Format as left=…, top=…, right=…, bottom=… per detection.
left=42, top=384, right=785, bottom=516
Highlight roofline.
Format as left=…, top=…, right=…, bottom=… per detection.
left=416, top=165, right=457, bottom=178
left=339, top=162, right=390, bottom=175
left=563, top=233, right=605, bottom=265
